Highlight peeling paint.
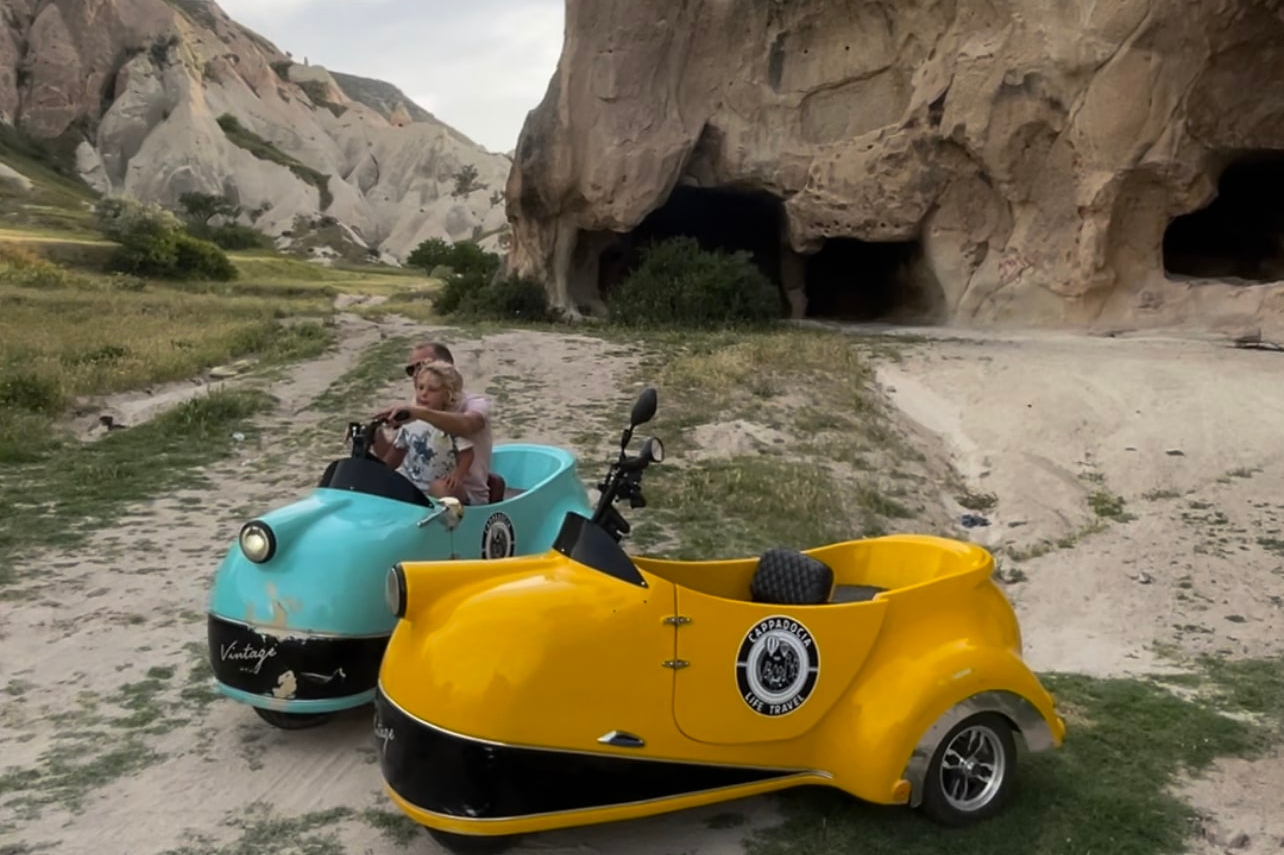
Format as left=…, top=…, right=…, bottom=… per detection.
left=271, top=671, right=298, bottom=699
left=265, top=583, right=291, bottom=629
left=300, top=668, right=346, bottom=685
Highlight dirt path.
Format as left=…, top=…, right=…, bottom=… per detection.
left=869, top=324, right=1284, bottom=854
left=2, top=318, right=1282, bottom=854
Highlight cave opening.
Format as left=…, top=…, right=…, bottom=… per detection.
left=596, top=184, right=944, bottom=323
left=1163, top=152, right=1284, bottom=281
left=802, top=237, right=943, bottom=323
left=597, top=184, right=786, bottom=298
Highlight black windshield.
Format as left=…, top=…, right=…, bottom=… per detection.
left=552, top=513, right=646, bottom=587
left=318, top=457, right=434, bottom=509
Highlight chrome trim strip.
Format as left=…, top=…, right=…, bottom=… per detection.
left=376, top=679, right=831, bottom=776
left=901, top=690, right=1056, bottom=808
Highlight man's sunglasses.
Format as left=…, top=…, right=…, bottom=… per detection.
left=404, top=362, right=419, bottom=377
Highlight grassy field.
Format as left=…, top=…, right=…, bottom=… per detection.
left=0, top=213, right=433, bottom=575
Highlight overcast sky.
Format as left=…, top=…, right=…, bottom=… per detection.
left=216, top=0, right=565, bottom=154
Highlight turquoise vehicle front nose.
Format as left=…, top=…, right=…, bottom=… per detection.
left=207, top=489, right=447, bottom=711
left=204, top=439, right=596, bottom=726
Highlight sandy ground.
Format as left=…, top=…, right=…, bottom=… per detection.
left=2, top=313, right=1282, bottom=854
left=871, top=324, right=1284, bottom=854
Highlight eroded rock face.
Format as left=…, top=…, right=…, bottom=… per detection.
left=1, top=0, right=510, bottom=259
left=506, top=0, right=1284, bottom=332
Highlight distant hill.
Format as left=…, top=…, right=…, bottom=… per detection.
left=0, top=0, right=513, bottom=261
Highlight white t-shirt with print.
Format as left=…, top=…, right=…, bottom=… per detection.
left=393, top=421, right=473, bottom=494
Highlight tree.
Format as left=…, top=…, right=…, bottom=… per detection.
left=177, top=191, right=241, bottom=228
left=406, top=237, right=500, bottom=279
left=451, top=164, right=485, bottom=198
left=406, top=238, right=453, bottom=272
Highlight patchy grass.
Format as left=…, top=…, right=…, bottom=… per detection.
left=1088, top=489, right=1129, bottom=520
left=157, top=804, right=353, bottom=855
left=306, top=334, right=414, bottom=420
left=642, top=456, right=886, bottom=559
left=561, top=326, right=950, bottom=557
left=361, top=807, right=424, bottom=845
left=227, top=252, right=429, bottom=296
left=0, top=124, right=99, bottom=233
left=351, top=281, right=446, bottom=322
left=0, top=659, right=212, bottom=820
left=746, top=658, right=1283, bottom=855
left=0, top=388, right=274, bottom=577
left=956, top=490, right=998, bottom=512
left=1143, top=487, right=1182, bottom=501
left=0, top=245, right=333, bottom=404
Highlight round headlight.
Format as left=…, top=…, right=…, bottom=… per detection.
left=238, top=521, right=276, bottom=563
left=385, top=564, right=407, bottom=619
left=644, top=436, right=664, bottom=463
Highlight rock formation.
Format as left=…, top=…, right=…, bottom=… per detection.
left=0, top=0, right=511, bottom=260
left=505, top=0, right=1284, bottom=333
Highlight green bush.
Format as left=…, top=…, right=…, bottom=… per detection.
left=434, top=271, right=550, bottom=322
left=0, top=370, right=64, bottom=415
left=206, top=224, right=264, bottom=249
left=406, top=237, right=501, bottom=279
left=94, top=196, right=238, bottom=281
left=174, top=232, right=238, bottom=280
left=606, top=236, right=784, bottom=329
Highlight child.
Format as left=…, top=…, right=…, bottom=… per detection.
left=379, top=360, right=475, bottom=502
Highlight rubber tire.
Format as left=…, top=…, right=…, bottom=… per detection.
left=253, top=707, right=335, bottom=730
left=919, top=712, right=1017, bottom=827
left=751, top=548, right=834, bottom=605
left=426, top=829, right=520, bottom=855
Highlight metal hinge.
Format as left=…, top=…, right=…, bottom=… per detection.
left=662, top=659, right=690, bottom=669
left=663, top=615, right=692, bottom=626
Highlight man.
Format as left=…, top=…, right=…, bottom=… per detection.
left=374, top=340, right=494, bottom=505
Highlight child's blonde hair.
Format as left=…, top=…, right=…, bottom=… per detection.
left=414, top=359, right=464, bottom=410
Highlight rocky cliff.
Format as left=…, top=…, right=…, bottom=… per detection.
left=0, top=0, right=511, bottom=261
left=505, top=0, right=1284, bottom=333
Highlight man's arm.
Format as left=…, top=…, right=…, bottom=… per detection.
left=396, top=405, right=484, bottom=438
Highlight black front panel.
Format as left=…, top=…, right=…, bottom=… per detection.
left=373, top=687, right=799, bottom=819
left=552, top=512, right=646, bottom=587
left=208, top=614, right=389, bottom=701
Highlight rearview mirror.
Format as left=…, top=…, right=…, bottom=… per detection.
left=641, top=436, right=664, bottom=464
left=630, top=387, right=658, bottom=428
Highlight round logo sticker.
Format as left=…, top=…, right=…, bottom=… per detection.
left=736, top=616, right=819, bottom=717
left=481, top=512, right=515, bottom=559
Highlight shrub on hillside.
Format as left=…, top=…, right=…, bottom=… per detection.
left=206, top=223, right=265, bottom=250
left=606, top=237, right=784, bottom=329
left=406, top=237, right=501, bottom=279
left=434, top=271, right=551, bottom=322
left=93, top=196, right=238, bottom=281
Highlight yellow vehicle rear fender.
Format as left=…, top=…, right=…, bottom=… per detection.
left=822, top=647, right=1062, bottom=806
left=898, top=685, right=1060, bottom=808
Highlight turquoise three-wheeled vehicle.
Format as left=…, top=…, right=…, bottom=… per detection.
left=206, top=411, right=594, bottom=729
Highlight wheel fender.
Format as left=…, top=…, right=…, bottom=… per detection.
left=824, top=646, right=1062, bottom=806
left=899, top=686, right=1060, bottom=807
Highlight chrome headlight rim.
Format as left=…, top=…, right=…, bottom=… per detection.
left=238, top=520, right=276, bottom=564
left=386, top=564, right=407, bottom=619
